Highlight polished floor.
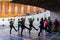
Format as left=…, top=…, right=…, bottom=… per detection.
left=0, top=27, right=60, bottom=40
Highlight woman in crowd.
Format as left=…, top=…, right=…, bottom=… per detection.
left=44, top=17, right=51, bottom=33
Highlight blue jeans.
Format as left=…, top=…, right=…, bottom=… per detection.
left=18, top=24, right=21, bottom=31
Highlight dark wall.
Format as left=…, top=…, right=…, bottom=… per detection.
left=10, top=0, right=60, bottom=12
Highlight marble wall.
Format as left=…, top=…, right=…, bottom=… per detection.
left=50, top=11, right=60, bottom=22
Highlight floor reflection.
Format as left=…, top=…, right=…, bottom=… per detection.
left=0, top=28, right=60, bottom=40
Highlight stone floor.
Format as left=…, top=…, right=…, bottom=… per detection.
left=0, top=27, right=60, bottom=40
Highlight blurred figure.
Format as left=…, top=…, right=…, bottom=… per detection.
left=29, top=18, right=38, bottom=35
left=18, top=18, right=22, bottom=32
left=21, top=18, right=30, bottom=37
left=53, top=19, right=59, bottom=32
left=9, top=18, right=17, bottom=34
left=38, top=18, right=44, bottom=36
left=48, top=17, right=52, bottom=33
left=44, top=18, right=51, bottom=33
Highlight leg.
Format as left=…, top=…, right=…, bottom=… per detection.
left=21, top=28, right=23, bottom=37
left=54, top=25, right=57, bottom=32
left=18, top=24, right=21, bottom=32
left=12, top=26, right=17, bottom=32
left=29, top=29, right=31, bottom=35
left=18, top=26, right=20, bottom=34
left=44, top=26, right=51, bottom=33
left=10, top=26, right=12, bottom=34
left=38, top=27, right=42, bottom=36
left=48, top=26, right=51, bottom=32
left=24, top=25, right=30, bottom=30
left=32, top=25, right=38, bottom=31
left=18, top=26, right=20, bottom=32
left=29, top=25, right=32, bottom=36
left=29, top=26, right=32, bottom=35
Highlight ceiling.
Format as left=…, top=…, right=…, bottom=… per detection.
left=10, top=0, right=60, bottom=12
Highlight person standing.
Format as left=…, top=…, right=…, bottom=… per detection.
left=9, top=18, right=17, bottom=34
left=53, top=19, right=59, bottom=32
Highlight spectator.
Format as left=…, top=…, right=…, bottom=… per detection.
left=53, top=19, right=59, bottom=32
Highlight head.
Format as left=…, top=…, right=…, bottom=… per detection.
left=44, top=17, right=47, bottom=21
left=30, top=18, right=32, bottom=20
left=41, top=18, right=43, bottom=21
left=46, top=20, right=48, bottom=22
left=48, top=17, right=51, bottom=21
left=21, top=17, right=25, bottom=21
left=55, top=19, right=57, bottom=21
left=21, top=17, right=23, bottom=20
left=10, top=18, right=13, bottom=21
left=18, top=18, right=20, bottom=21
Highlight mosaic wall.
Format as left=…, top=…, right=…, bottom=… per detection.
left=0, top=1, right=43, bottom=18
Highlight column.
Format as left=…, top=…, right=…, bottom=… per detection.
left=15, top=4, right=18, bottom=16
left=21, top=4, right=24, bottom=15
left=2, top=1, right=5, bottom=16
left=33, top=6, right=36, bottom=13
left=8, top=3, right=11, bottom=16
left=27, top=5, right=30, bottom=14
